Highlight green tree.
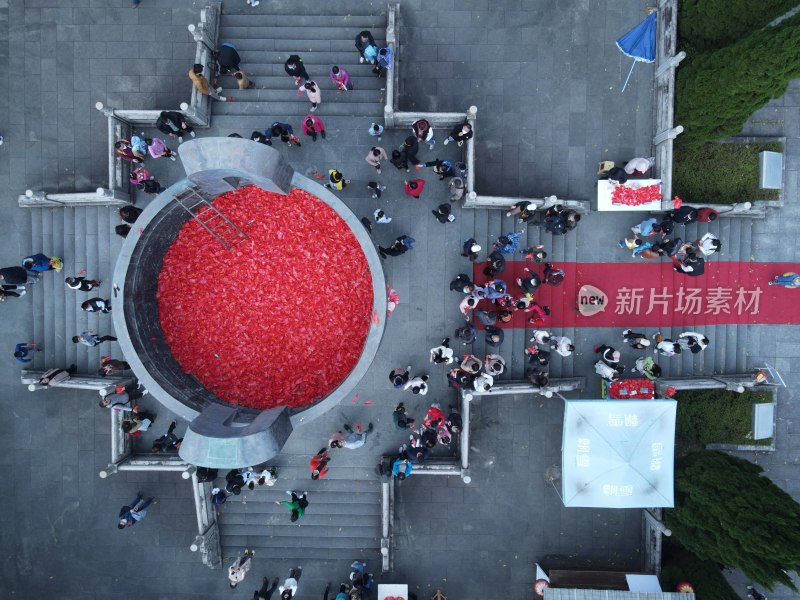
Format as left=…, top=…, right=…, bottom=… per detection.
left=660, top=541, right=740, bottom=600
left=665, top=451, right=800, bottom=590
left=675, top=13, right=800, bottom=148
left=679, top=0, right=798, bottom=52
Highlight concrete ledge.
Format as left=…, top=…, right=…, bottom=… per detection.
left=18, top=188, right=130, bottom=208
left=21, top=371, right=132, bottom=395
left=464, top=378, right=586, bottom=399
left=463, top=193, right=591, bottom=214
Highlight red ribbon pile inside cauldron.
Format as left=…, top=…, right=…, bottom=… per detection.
left=610, top=183, right=662, bottom=206
left=158, top=186, right=373, bottom=409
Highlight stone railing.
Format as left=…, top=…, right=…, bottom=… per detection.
left=20, top=371, right=132, bottom=394
left=99, top=408, right=222, bottom=569
left=654, top=0, right=685, bottom=209
left=642, top=508, right=670, bottom=574
left=19, top=4, right=220, bottom=209
left=463, top=378, right=585, bottom=400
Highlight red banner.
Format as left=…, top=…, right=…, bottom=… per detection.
left=472, top=261, right=800, bottom=327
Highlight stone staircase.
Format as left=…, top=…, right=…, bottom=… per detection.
left=647, top=215, right=752, bottom=378
left=467, top=208, right=752, bottom=386
left=214, top=10, right=388, bottom=134
left=217, top=462, right=382, bottom=570
left=28, top=206, right=125, bottom=374
left=469, top=209, right=579, bottom=382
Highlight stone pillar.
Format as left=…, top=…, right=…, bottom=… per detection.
left=654, top=125, right=684, bottom=145
left=384, top=105, right=395, bottom=128
left=655, top=51, right=686, bottom=78
left=181, top=101, right=209, bottom=129
left=644, top=509, right=672, bottom=536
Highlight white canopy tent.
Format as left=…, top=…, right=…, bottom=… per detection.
left=561, top=400, right=676, bottom=508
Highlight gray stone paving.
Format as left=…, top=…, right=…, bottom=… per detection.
left=1, top=0, right=800, bottom=599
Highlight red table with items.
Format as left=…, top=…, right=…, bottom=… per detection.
left=603, top=378, right=655, bottom=399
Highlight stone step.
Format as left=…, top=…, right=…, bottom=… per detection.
left=220, top=13, right=386, bottom=27
left=218, top=73, right=386, bottom=90
left=221, top=535, right=380, bottom=557
left=222, top=499, right=382, bottom=516
left=218, top=30, right=386, bottom=48
left=235, top=50, right=383, bottom=67
left=212, top=101, right=383, bottom=118
left=216, top=88, right=384, bottom=105
left=28, top=206, right=125, bottom=376
left=218, top=63, right=384, bottom=80
left=210, top=115, right=381, bottom=133
left=219, top=512, right=381, bottom=531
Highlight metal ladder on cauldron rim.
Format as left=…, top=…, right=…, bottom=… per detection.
left=172, top=186, right=250, bottom=250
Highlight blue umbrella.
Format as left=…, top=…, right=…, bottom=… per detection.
left=616, top=11, right=657, bottom=92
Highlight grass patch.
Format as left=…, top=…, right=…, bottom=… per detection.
left=674, top=389, right=773, bottom=450
left=673, top=140, right=783, bottom=204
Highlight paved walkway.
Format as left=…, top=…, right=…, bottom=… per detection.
left=1, top=1, right=799, bottom=598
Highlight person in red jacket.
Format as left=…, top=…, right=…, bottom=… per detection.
left=309, top=448, right=330, bottom=480
left=301, top=115, right=326, bottom=142
left=404, top=179, right=425, bottom=198
left=423, top=405, right=445, bottom=429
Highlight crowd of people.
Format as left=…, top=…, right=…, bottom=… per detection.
left=592, top=330, right=711, bottom=383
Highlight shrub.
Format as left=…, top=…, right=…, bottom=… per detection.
left=673, top=141, right=783, bottom=204
left=674, top=389, right=772, bottom=447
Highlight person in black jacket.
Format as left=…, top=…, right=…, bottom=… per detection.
left=669, top=205, right=700, bottom=225
left=156, top=111, right=194, bottom=142
left=217, top=43, right=242, bottom=75
left=284, top=55, right=309, bottom=84
left=399, top=136, right=420, bottom=169
left=483, top=250, right=506, bottom=277
left=485, top=326, right=504, bottom=347
left=444, top=122, right=473, bottom=146
left=81, top=297, right=112, bottom=313
left=354, top=30, right=377, bottom=63
left=417, top=158, right=454, bottom=179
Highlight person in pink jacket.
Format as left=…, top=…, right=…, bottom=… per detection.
left=146, top=137, right=176, bottom=162
left=329, top=65, right=352, bottom=91
left=301, top=115, right=326, bottom=142
left=298, top=80, right=321, bottom=111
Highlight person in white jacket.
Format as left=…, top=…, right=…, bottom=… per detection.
left=403, top=375, right=429, bottom=395
left=484, top=354, right=506, bottom=376
left=530, top=330, right=552, bottom=345
left=429, top=338, right=455, bottom=364
left=228, top=549, right=254, bottom=588
left=692, top=233, right=721, bottom=256
left=677, top=331, right=709, bottom=353
left=551, top=336, right=574, bottom=357
left=473, top=372, right=494, bottom=392
left=279, top=567, right=301, bottom=599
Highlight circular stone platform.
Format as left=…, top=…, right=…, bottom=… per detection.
left=112, top=145, right=385, bottom=427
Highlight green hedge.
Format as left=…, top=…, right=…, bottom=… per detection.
left=675, top=12, right=800, bottom=148
left=660, top=541, right=740, bottom=600
left=673, top=140, right=783, bottom=204
left=679, top=0, right=798, bottom=53
left=674, top=389, right=773, bottom=447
